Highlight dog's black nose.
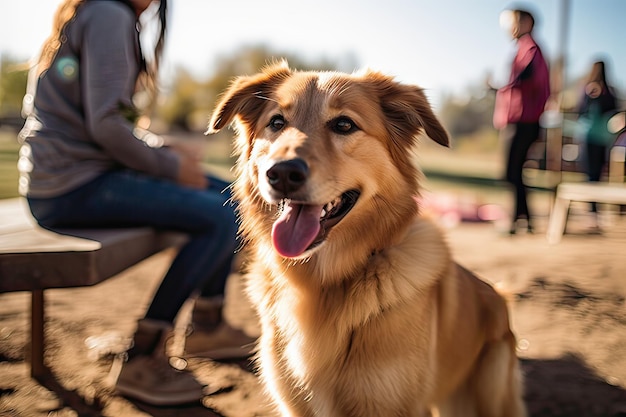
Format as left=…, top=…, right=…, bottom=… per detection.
left=266, top=159, right=309, bottom=195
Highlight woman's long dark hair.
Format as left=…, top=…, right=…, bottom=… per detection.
left=37, top=0, right=167, bottom=104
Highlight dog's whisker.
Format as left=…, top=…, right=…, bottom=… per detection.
left=254, top=93, right=278, bottom=103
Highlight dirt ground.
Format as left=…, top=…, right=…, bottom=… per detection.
left=1, top=202, right=626, bottom=417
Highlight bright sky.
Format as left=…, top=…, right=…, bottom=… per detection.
left=1, top=0, right=625, bottom=110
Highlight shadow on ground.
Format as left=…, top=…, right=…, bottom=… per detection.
left=5, top=354, right=624, bottom=417
left=522, top=354, right=626, bottom=417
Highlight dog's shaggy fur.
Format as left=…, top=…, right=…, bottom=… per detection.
left=208, top=62, right=527, bottom=417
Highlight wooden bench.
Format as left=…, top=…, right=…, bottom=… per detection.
left=546, top=182, right=626, bottom=244
left=0, top=197, right=187, bottom=381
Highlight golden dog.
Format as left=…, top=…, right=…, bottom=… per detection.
left=208, top=61, right=526, bottom=417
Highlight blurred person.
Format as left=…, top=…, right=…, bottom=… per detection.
left=493, top=8, right=550, bottom=234
left=17, top=0, right=254, bottom=406
left=575, top=60, right=618, bottom=230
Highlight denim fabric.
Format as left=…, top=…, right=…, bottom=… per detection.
left=27, top=169, right=239, bottom=323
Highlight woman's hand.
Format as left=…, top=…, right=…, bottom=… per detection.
left=169, top=144, right=208, bottom=189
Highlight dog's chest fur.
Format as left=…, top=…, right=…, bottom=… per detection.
left=252, top=219, right=451, bottom=414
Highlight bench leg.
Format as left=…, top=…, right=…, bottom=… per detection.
left=547, top=196, right=571, bottom=244
left=29, top=290, right=103, bottom=412
left=30, top=289, right=49, bottom=379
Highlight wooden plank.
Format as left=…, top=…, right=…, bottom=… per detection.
left=0, top=198, right=187, bottom=292
left=556, top=182, right=626, bottom=204
left=0, top=197, right=37, bottom=230
left=0, top=228, right=101, bottom=253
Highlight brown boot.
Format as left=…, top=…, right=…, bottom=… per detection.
left=189, top=295, right=224, bottom=332
left=184, top=297, right=257, bottom=360
left=116, top=319, right=205, bottom=406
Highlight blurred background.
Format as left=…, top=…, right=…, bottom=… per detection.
left=0, top=0, right=624, bottom=228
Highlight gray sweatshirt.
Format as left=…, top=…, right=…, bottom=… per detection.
left=18, top=1, right=179, bottom=198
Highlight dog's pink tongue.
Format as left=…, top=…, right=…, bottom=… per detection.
left=272, top=201, right=322, bottom=258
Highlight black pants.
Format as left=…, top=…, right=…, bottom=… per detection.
left=505, top=122, right=540, bottom=223
left=585, top=142, right=608, bottom=212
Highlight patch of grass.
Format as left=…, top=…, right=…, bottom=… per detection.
left=0, top=130, right=20, bottom=199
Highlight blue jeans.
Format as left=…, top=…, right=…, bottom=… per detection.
left=27, top=170, right=239, bottom=324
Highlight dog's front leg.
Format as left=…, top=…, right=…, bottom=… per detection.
left=267, top=383, right=317, bottom=417
left=255, top=333, right=315, bottom=417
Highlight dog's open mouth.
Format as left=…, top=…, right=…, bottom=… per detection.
left=271, top=190, right=360, bottom=258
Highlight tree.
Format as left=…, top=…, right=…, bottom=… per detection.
left=438, top=87, right=496, bottom=139
left=155, top=44, right=358, bottom=131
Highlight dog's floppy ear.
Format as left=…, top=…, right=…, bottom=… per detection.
left=208, top=61, right=292, bottom=134
left=407, top=88, right=450, bottom=147
left=364, top=70, right=450, bottom=148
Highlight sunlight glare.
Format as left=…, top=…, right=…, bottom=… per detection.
left=499, top=10, right=514, bottom=32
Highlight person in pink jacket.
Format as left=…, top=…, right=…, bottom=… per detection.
left=493, top=8, right=550, bottom=234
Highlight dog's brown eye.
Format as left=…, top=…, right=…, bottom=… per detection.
left=268, top=115, right=286, bottom=131
left=330, top=117, right=358, bottom=135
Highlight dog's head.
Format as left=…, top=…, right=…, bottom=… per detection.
left=209, top=61, right=448, bottom=271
